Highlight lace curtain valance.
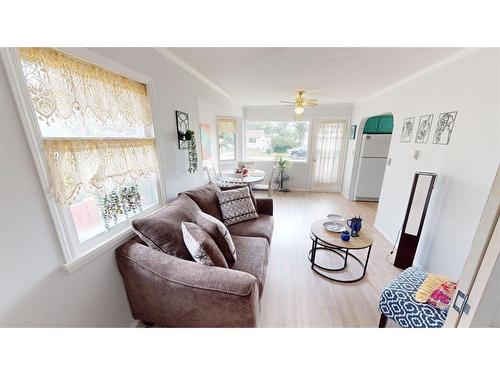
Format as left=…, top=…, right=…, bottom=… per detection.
left=218, top=118, right=237, bottom=134
left=44, top=139, right=159, bottom=204
left=18, top=48, right=153, bottom=130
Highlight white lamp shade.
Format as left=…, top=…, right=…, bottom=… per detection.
left=294, top=106, right=304, bottom=115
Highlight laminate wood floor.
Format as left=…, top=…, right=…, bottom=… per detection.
left=255, top=191, right=401, bottom=328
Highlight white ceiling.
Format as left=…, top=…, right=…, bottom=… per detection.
left=165, top=48, right=463, bottom=106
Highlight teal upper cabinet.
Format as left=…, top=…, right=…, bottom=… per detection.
left=363, top=117, right=380, bottom=133
left=363, top=115, right=394, bottom=134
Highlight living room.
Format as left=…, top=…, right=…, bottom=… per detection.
left=1, top=1, right=499, bottom=373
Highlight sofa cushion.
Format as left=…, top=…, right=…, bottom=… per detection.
left=181, top=222, right=228, bottom=268
left=132, top=194, right=200, bottom=260
left=182, top=182, right=223, bottom=221
left=216, top=186, right=259, bottom=225
left=228, top=214, right=274, bottom=243
left=230, top=235, right=270, bottom=296
left=196, top=211, right=236, bottom=263
left=221, top=184, right=257, bottom=209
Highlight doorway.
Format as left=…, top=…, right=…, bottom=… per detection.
left=310, top=118, right=348, bottom=192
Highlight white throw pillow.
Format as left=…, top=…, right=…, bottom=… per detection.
left=197, top=211, right=236, bottom=262
left=181, top=222, right=228, bottom=267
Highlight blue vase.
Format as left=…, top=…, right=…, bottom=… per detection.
left=347, top=216, right=363, bottom=237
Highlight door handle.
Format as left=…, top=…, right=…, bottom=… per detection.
left=452, top=290, right=470, bottom=315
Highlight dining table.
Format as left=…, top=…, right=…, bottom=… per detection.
left=219, top=168, right=266, bottom=186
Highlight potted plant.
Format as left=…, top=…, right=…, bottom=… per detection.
left=274, top=155, right=292, bottom=192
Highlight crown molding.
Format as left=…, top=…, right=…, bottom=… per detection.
left=243, top=102, right=354, bottom=110
left=355, top=48, right=481, bottom=105
left=155, top=48, right=241, bottom=106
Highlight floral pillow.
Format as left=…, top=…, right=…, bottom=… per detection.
left=427, top=281, right=457, bottom=311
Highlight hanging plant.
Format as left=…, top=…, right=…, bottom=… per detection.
left=119, top=184, right=142, bottom=217
left=100, top=190, right=123, bottom=230
left=185, top=129, right=198, bottom=173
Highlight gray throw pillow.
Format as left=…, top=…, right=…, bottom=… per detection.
left=196, top=211, right=236, bottom=263
left=216, top=186, right=259, bottom=226
left=181, top=222, right=228, bottom=268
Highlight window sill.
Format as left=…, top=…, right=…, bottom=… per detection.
left=63, top=225, right=136, bottom=274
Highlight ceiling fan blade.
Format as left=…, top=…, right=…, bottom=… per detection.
left=280, top=104, right=295, bottom=107
left=280, top=100, right=296, bottom=104
left=303, top=102, right=318, bottom=107
left=303, top=99, right=319, bottom=103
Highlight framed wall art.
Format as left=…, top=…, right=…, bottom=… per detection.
left=415, top=114, right=434, bottom=143
left=175, top=110, right=190, bottom=149
left=200, top=123, right=212, bottom=161
left=349, top=124, right=357, bottom=140
left=400, top=117, right=415, bottom=143
left=433, top=111, right=457, bottom=145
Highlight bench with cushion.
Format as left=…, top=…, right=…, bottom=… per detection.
left=378, top=266, right=448, bottom=328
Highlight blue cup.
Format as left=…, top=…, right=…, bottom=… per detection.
left=341, top=230, right=351, bottom=242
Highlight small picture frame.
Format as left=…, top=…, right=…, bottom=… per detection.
left=349, top=125, right=357, bottom=140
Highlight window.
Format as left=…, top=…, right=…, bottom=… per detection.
left=217, top=117, right=237, bottom=161
left=13, top=48, right=162, bottom=266
left=244, top=121, right=310, bottom=161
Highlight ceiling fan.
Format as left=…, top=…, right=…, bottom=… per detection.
left=280, top=90, right=319, bottom=119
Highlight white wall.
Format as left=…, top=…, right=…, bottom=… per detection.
left=0, top=48, right=242, bottom=327
left=343, top=49, right=500, bottom=280
left=243, top=104, right=352, bottom=190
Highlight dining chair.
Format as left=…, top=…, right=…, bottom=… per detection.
left=252, top=163, right=276, bottom=197
left=204, top=164, right=223, bottom=186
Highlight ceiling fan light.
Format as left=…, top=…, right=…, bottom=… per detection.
left=294, top=106, right=304, bottom=115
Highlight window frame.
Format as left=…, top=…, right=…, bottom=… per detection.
left=216, top=116, right=238, bottom=163
left=0, top=47, right=167, bottom=273
left=243, top=118, right=313, bottom=163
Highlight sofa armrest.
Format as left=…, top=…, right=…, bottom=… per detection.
left=116, top=239, right=260, bottom=327
left=256, top=197, right=273, bottom=216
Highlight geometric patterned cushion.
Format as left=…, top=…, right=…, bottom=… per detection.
left=216, top=186, right=258, bottom=226
left=379, top=266, right=448, bottom=328
left=181, top=222, right=228, bottom=268
left=196, top=211, right=237, bottom=263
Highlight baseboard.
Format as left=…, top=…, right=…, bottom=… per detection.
left=373, top=223, right=395, bottom=245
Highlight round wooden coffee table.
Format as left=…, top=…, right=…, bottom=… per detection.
left=308, top=219, right=374, bottom=283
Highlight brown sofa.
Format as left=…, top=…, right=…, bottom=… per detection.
left=115, top=183, right=273, bottom=327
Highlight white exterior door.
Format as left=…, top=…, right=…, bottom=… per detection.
left=310, top=118, right=348, bottom=192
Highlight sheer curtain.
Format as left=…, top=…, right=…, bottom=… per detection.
left=312, top=119, right=347, bottom=189
left=18, top=48, right=159, bottom=204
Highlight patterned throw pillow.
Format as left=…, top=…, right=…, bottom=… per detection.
left=181, top=222, right=228, bottom=268
left=427, top=281, right=457, bottom=311
left=196, top=211, right=236, bottom=263
left=216, top=186, right=258, bottom=226
left=415, top=274, right=449, bottom=303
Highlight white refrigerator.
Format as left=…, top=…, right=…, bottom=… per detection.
left=353, top=134, right=391, bottom=201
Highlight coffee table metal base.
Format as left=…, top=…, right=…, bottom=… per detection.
left=308, top=235, right=372, bottom=283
